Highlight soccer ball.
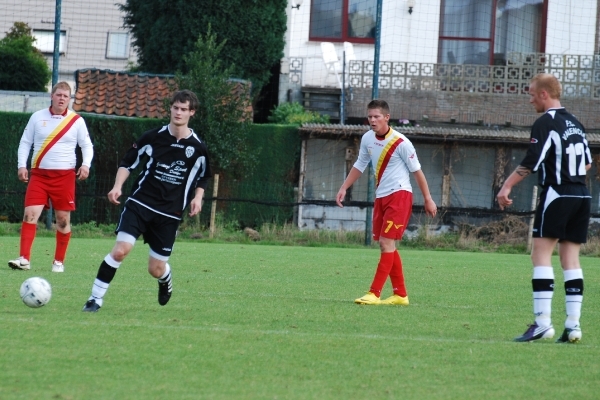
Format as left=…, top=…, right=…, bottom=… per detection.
left=20, top=277, right=52, bottom=308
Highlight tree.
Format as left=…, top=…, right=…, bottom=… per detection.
left=0, top=22, right=51, bottom=92
left=172, top=27, right=255, bottom=178
left=119, top=0, right=287, bottom=93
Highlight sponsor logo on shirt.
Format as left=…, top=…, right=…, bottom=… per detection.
left=530, top=138, right=538, bottom=143
left=155, top=160, right=188, bottom=184
left=185, top=146, right=195, bottom=158
left=171, top=144, right=184, bottom=148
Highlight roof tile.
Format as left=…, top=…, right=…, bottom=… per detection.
left=74, top=68, right=172, bottom=118
left=74, top=68, right=253, bottom=120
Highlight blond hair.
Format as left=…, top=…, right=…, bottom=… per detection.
left=51, top=81, right=72, bottom=95
left=530, top=73, right=561, bottom=100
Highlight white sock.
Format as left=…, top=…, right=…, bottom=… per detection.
left=532, top=266, right=554, bottom=327
left=158, top=263, right=171, bottom=280
left=90, top=279, right=109, bottom=307
left=88, top=254, right=121, bottom=307
left=158, top=263, right=172, bottom=293
left=563, top=269, right=583, bottom=329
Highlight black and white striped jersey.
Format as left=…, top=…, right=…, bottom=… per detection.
left=520, top=108, right=592, bottom=187
left=120, top=125, right=211, bottom=219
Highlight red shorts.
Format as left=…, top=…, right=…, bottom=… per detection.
left=24, top=169, right=76, bottom=211
left=372, top=190, right=413, bottom=241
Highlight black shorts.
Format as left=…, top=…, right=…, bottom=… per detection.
left=533, top=184, right=591, bottom=243
left=116, top=201, right=180, bottom=257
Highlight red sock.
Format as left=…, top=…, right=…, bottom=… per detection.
left=54, top=231, right=71, bottom=263
left=369, top=252, right=395, bottom=297
left=390, top=250, right=407, bottom=297
left=20, top=222, right=37, bottom=261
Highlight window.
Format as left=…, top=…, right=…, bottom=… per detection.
left=310, top=0, right=376, bottom=43
left=32, top=30, right=67, bottom=54
left=439, top=0, right=546, bottom=65
left=106, top=32, right=129, bottom=59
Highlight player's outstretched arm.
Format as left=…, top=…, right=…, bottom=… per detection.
left=189, top=188, right=205, bottom=217
left=107, top=167, right=130, bottom=205
left=413, top=169, right=437, bottom=217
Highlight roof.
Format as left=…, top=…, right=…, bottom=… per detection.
left=299, top=124, right=600, bottom=147
left=73, top=68, right=253, bottom=120
left=73, top=69, right=175, bottom=118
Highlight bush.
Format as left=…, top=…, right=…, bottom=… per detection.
left=268, top=102, right=329, bottom=125
left=173, top=26, right=255, bottom=178
left=0, top=22, right=51, bottom=92
left=119, top=0, right=286, bottom=93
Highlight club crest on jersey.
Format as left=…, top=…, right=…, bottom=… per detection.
left=185, top=146, right=195, bottom=158
left=530, top=138, right=538, bottom=143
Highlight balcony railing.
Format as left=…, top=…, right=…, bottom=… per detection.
left=288, top=53, right=600, bottom=98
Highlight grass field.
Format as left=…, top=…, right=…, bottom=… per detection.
left=1, top=236, right=599, bottom=399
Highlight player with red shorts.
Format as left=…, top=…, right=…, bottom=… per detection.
left=8, top=81, right=94, bottom=273
left=336, top=100, right=437, bottom=305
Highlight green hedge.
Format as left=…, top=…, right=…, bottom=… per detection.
left=0, top=111, right=299, bottom=227
left=0, top=112, right=37, bottom=221
left=217, top=124, right=301, bottom=227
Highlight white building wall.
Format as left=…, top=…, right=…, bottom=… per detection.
left=284, top=0, right=597, bottom=88
left=285, top=0, right=442, bottom=87
left=380, top=0, right=441, bottom=64
left=546, top=0, right=597, bottom=54
left=0, top=0, right=136, bottom=90
left=0, top=90, right=53, bottom=113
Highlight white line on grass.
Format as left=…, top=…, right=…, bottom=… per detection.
left=2, top=315, right=596, bottom=348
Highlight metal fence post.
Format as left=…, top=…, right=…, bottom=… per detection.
left=209, top=174, right=220, bottom=238
left=365, top=163, right=374, bottom=246
left=527, top=185, right=538, bottom=253
left=46, top=0, right=62, bottom=230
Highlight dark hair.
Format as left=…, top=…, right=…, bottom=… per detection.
left=170, top=90, right=199, bottom=111
left=367, top=99, right=390, bottom=115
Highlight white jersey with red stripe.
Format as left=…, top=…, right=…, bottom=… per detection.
left=353, top=128, right=421, bottom=198
left=17, top=108, right=93, bottom=170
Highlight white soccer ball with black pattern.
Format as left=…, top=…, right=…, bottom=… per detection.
left=20, top=277, right=52, bottom=308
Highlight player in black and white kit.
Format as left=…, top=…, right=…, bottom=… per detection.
left=497, top=73, right=592, bottom=343
left=82, top=90, right=211, bottom=312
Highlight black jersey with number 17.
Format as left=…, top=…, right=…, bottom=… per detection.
left=120, top=125, right=211, bottom=219
left=520, top=108, right=592, bottom=187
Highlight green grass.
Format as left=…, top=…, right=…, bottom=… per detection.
left=2, top=220, right=600, bottom=256
left=1, top=237, right=599, bottom=399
